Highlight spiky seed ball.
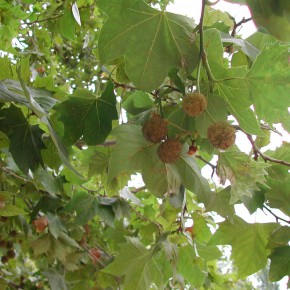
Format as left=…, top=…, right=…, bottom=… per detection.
left=207, top=121, right=236, bottom=150
left=7, top=250, right=15, bottom=259
left=142, top=113, right=168, bottom=143
left=157, top=139, right=182, bottom=163
left=182, top=92, right=207, bottom=117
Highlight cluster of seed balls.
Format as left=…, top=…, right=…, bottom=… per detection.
left=142, top=92, right=236, bottom=163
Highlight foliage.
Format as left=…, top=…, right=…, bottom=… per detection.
left=0, top=0, right=289, bottom=289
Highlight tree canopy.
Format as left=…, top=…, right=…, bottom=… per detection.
left=0, top=0, right=289, bottom=289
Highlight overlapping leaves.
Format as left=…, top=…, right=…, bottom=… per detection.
left=97, top=0, right=198, bottom=91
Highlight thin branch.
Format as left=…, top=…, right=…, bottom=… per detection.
left=232, top=124, right=283, bottom=136
left=195, top=154, right=216, bottom=178
left=0, top=167, right=31, bottom=183
left=25, top=14, right=63, bottom=25
left=246, top=134, right=290, bottom=167
left=231, top=17, right=252, bottom=37
left=128, top=204, right=163, bottom=234
left=131, top=186, right=146, bottom=194
left=263, top=205, right=290, bottom=224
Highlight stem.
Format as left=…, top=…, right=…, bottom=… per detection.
left=197, top=0, right=207, bottom=92
left=246, top=134, right=290, bottom=167
left=263, top=206, right=290, bottom=224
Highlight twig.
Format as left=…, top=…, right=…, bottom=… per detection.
left=232, top=124, right=283, bottom=136
left=0, top=167, right=31, bottom=183
left=263, top=205, right=290, bottom=224
left=231, top=17, right=252, bottom=37
left=195, top=155, right=216, bottom=178
left=246, top=134, right=290, bottom=167
left=25, top=14, right=63, bottom=25
left=131, top=186, right=146, bottom=194
left=128, top=204, right=163, bottom=234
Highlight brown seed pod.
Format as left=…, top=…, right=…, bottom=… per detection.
left=207, top=121, right=236, bottom=150
left=7, top=249, right=15, bottom=259
left=1, top=255, right=8, bottom=264
left=182, top=92, right=207, bottom=117
left=142, top=113, right=168, bottom=143
left=157, top=139, right=182, bottom=163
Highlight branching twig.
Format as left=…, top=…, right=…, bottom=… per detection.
left=231, top=17, right=252, bottom=37
left=195, top=155, right=216, bottom=178
left=246, top=134, right=290, bottom=167
left=263, top=205, right=290, bottom=224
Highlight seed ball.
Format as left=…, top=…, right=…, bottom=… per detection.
left=7, top=249, right=15, bottom=259
left=142, top=113, right=168, bottom=143
left=1, top=255, right=8, bottom=264
left=182, top=92, right=207, bottom=117
left=207, top=121, right=236, bottom=150
left=157, top=139, right=182, bottom=163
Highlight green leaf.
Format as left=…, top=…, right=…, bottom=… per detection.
left=269, top=246, right=290, bottom=282
left=47, top=212, right=66, bottom=239
left=264, top=178, right=290, bottom=216
left=108, top=124, right=180, bottom=197
left=97, top=0, right=198, bottom=91
left=216, top=81, right=263, bottom=135
left=209, top=216, right=277, bottom=277
left=122, top=91, right=154, bottom=116
left=217, top=149, right=269, bottom=203
left=0, top=204, right=26, bottom=216
left=246, top=43, right=290, bottom=127
left=0, top=105, right=46, bottom=174
left=178, top=245, right=206, bottom=287
left=55, top=81, right=118, bottom=146
left=192, top=212, right=212, bottom=243
left=206, top=186, right=235, bottom=218
left=103, top=237, right=164, bottom=290
left=196, top=243, right=222, bottom=262
left=246, top=0, right=290, bottom=41
left=44, top=270, right=67, bottom=290
left=195, top=93, right=228, bottom=137
left=64, top=191, right=115, bottom=226
left=32, top=234, right=52, bottom=256
left=58, top=8, right=76, bottom=40
left=267, top=226, right=290, bottom=249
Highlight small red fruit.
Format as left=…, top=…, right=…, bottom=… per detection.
left=187, top=145, right=198, bottom=156
left=36, top=66, right=45, bottom=73
left=33, top=216, right=49, bottom=233
left=90, top=248, right=101, bottom=265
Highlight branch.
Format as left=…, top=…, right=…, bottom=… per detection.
left=231, top=17, right=252, bottom=37
left=263, top=205, right=290, bottom=224
left=131, top=186, right=146, bottom=194
left=232, top=124, right=283, bottom=136
left=25, top=14, right=63, bottom=25
left=0, top=167, right=31, bottom=184
left=246, top=134, right=290, bottom=167
left=195, top=155, right=216, bottom=178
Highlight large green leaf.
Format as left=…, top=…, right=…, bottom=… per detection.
left=55, top=81, right=118, bottom=146
left=103, top=237, right=164, bottom=290
left=0, top=105, right=46, bottom=174
left=209, top=216, right=277, bottom=277
left=177, top=245, right=206, bottom=288
left=97, top=0, right=197, bottom=91
left=264, top=178, right=290, bottom=216
left=269, top=246, right=290, bottom=282
left=64, top=191, right=115, bottom=226
left=246, top=43, right=290, bottom=127
left=246, top=0, right=290, bottom=41
left=217, top=149, right=269, bottom=203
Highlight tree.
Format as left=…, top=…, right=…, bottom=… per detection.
left=0, top=0, right=289, bottom=289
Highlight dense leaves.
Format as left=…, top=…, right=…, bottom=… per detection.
left=0, top=0, right=289, bottom=289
